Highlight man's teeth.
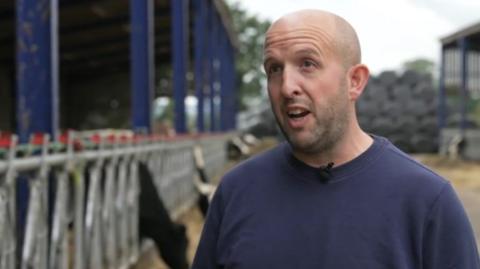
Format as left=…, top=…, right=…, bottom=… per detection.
left=287, top=110, right=309, bottom=118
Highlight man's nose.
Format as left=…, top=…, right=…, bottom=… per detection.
left=280, top=67, right=301, bottom=98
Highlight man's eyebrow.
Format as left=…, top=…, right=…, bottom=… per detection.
left=263, top=54, right=275, bottom=67
left=295, top=48, right=321, bottom=57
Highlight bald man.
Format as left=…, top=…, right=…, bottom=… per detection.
left=192, top=10, right=479, bottom=269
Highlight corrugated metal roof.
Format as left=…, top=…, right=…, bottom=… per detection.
left=0, top=0, right=237, bottom=77
left=441, top=20, right=480, bottom=45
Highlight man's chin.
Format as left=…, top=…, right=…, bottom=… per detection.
left=285, top=131, right=335, bottom=155
left=279, top=126, right=319, bottom=151
left=286, top=136, right=316, bottom=153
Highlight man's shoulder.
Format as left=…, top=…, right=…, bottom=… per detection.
left=220, top=142, right=285, bottom=187
left=386, top=141, right=445, bottom=177
left=227, top=142, right=285, bottom=176
left=379, top=138, right=449, bottom=194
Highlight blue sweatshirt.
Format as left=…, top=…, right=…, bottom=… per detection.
left=192, top=136, right=480, bottom=269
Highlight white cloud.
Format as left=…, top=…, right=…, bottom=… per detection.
left=411, top=0, right=480, bottom=27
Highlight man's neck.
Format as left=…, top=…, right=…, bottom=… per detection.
left=293, top=126, right=373, bottom=168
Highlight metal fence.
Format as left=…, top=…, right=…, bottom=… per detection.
left=0, top=132, right=231, bottom=269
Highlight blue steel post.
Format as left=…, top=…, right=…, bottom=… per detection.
left=228, top=42, right=237, bottom=130
left=459, top=38, right=469, bottom=132
left=194, top=0, right=206, bottom=132
left=225, top=40, right=232, bottom=131
left=220, top=26, right=228, bottom=131
left=225, top=31, right=231, bottom=131
left=225, top=40, right=233, bottom=131
left=438, top=46, right=446, bottom=129
left=16, top=0, right=59, bottom=142
left=130, top=0, right=155, bottom=133
left=209, top=12, right=218, bottom=132
left=16, top=0, right=59, bottom=257
left=203, top=1, right=212, bottom=131
left=171, top=0, right=188, bottom=133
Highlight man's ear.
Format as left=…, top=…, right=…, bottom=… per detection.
left=347, top=64, right=370, bottom=101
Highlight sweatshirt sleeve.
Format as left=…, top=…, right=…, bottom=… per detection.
left=423, top=183, right=480, bottom=268
left=191, top=183, right=225, bottom=269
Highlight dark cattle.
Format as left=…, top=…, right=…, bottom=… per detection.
left=138, top=162, right=189, bottom=269
left=196, top=166, right=210, bottom=217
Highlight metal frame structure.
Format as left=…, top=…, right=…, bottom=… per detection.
left=8, top=0, right=238, bottom=138
left=172, top=0, right=189, bottom=134
left=0, top=132, right=231, bottom=268
left=1, top=134, right=141, bottom=269
left=0, top=2, right=239, bottom=266
left=439, top=21, right=480, bottom=130
left=194, top=0, right=207, bottom=132
left=439, top=20, right=480, bottom=159
left=130, top=0, right=155, bottom=132
left=16, top=0, right=59, bottom=143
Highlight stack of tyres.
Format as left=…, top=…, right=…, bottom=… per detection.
left=357, top=70, right=438, bottom=153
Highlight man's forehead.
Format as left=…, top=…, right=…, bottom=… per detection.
left=267, top=10, right=336, bottom=34
left=265, top=14, right=336, bottom=51
left=263, top=10, right=357, bottom=67
left=263, top=27, right=336, bottom=62
left=265, top=27, right=335, bottom=47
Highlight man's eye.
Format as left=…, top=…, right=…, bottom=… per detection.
left=302, top=60, right=316, bottom=68
left=268, top=65, right=282, bottom=75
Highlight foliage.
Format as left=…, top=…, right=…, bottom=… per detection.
left=402, top=58, right=435, bottom=75
left=226, top=1, right=271, bottom=110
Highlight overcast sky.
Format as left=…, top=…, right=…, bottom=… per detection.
left=231, top=0, right=480, bottom=75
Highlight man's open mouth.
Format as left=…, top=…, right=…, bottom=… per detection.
left=287, top=109, right=310, bottom=119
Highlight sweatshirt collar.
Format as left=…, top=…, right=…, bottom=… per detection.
left=282, top=135, right=387, bottom=183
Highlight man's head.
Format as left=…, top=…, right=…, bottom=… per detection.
left=263, top=9, right=369, bottom=159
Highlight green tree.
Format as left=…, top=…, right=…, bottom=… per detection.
left=226, top=1, right=271, bottom=110
left=402, top=58, right=435, bottom=75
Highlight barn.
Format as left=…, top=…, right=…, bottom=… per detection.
left=439, top=20, right=480, bottom=160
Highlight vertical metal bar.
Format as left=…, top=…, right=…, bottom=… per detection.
left=203, top=2, right=212, bottom=131
left=171, top=0, right=188, bottom=133
left=16, top=2, right=58, bottom=252
left=116, top=157, right=128, bottom=268
left=474, top=52, right=480, bottom=98
left=226, top=30, right=234, bottom=131
left=459, top=38, right=469, bottom=132
left=220, top=26, right=228, bottom=131
left=85, top=161, right=103, bottom=269
left=16, top=0, right=59, bottom=142
left=194, top=0, right=206, bottom=133
left=128, top=159, right=139, bottom=264
left=209, top=12, right=218, bottom=132
left=49, top=170, right=70, bottom=269
left=439, top=45, right=446, bottom=130
left=475, top=52, right=478, bottom=98
left=477, top=53, right=480, bottom=98
left=130, top=0, right=155, bottom=133
left=225, top=40, right=231, bottom=131
left=73, top=167, right=85, bottom=269
left=50, top=0, right=59, bottom=137
left=103, top=153, right=119, bottom=269
left=477, top=52, right=480, bottom=97
left=228, top=42, right=237, bottom=130
left=1, top=135, right=17, bottom=269
left=21, top=134, right=50, bottom=269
